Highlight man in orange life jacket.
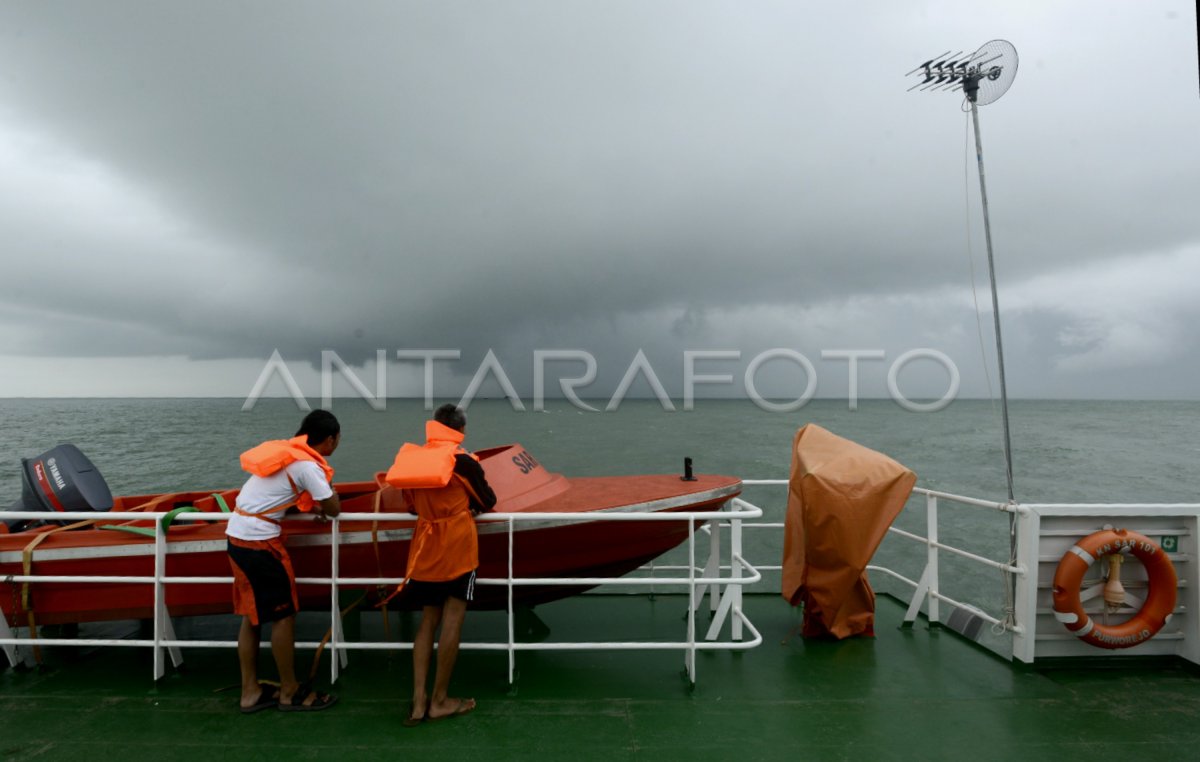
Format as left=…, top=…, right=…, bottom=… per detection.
left=389, top=404, right=496, bottom=724
left=226, top=410, right=341, bottom=713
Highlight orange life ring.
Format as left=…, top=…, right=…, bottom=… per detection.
left=1051, top=528, right=1177, bottom=649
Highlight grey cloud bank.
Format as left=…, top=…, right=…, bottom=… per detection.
left=0, top=1, right=1197, bottom=400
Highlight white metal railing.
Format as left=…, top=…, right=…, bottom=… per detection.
left=502, top=485, right=1200, bottom=666
left=720, top=481, right=1025, bottom=647
left=0, top=499, right=763, bottom=684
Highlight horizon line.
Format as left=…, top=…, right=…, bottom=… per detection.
left=0, top=395, right=1196, bottom=403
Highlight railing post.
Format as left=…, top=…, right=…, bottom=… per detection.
left=686, top=516, right=696, bottom=685
left=330, top=516, right=341, bottom=683
left=926, top=493, right=940, bottom=625
left=153, top=518, right=165, bottom=680
left=706, top=505, right=722, bottom=613
left=507, top=516, right=515, bottom=687
left=730, top=500, right=743, bottom=640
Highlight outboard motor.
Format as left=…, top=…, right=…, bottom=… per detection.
left=3, top=444, right=113, bottom=533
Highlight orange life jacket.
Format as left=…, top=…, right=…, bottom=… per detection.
left=239, top=435, right=335, bottom=514
left=384, top=420, right=477, bottom=488
left=386, top=420, right=482, bottom=585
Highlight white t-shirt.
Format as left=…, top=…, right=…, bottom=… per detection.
left=226, top=460, right=334, bottom=541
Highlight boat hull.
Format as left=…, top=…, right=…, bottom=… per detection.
left=1, top=446, right=739, bottom=624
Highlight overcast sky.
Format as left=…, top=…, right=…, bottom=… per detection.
left=1, top=1, right=1197, bottom=401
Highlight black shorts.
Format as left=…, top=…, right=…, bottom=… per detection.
left=406, top=570, right=476, bottom=608
left=227, top=537, right=298, bottom=625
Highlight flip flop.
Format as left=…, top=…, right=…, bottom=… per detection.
left=239, top=684, right=279, bottom=714
left=403, top=701, right=428, bottom=727
left=278, top=684, right=338, bottom=712
left=428, top=698, right=475, bottom=722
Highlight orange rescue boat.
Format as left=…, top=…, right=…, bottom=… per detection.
left=1, top=444, right=740, bottom=625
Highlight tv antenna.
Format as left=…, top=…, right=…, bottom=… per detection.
left=908, top=40, right=1019, bottom=503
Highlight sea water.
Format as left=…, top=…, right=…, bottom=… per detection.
left=2, top=398, right=1197, bottom=646
left=4, top=398, right=1196, bottom=500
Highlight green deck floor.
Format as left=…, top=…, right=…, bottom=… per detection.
left=5, top=594, right=1200, bottom=761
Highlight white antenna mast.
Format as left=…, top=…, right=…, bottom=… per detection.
left=909, top=40, right=1020, bottom=503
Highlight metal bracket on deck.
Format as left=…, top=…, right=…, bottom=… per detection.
left=903, top=563, right=934, bottom=627
left=154, top=598, right=185, bottom=680
left=0, top=614, right=34, bottom=668
left=692, top=500, right=746, bottom=642
left=329, top=611, right=349, bottom=683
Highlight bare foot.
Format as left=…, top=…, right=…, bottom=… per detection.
left=404, top=699, right=428, bottom=727
left=429, top=697, right=476, bottom=720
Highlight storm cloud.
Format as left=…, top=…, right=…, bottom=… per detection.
left=0, top=1, right=1197, bottom=400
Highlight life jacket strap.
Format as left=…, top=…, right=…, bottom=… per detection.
left=233, top=474, right=304, bottom=525
left=452, top=473, right=485, bottom=512
left=233, top=507, right=284, bottom=526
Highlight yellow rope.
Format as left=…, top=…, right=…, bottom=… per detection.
left=20, top=520, right=96, bottom=663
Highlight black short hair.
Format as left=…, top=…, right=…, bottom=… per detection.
left=433, top=403, right=466, bottom=432
left=295, top=409, right=340, bottom=446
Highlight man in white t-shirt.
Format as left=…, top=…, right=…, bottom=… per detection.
left=227, top=410, right=341, bottom=713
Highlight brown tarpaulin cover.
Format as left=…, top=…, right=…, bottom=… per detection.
left=781, top=424, right=916, bottom=638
